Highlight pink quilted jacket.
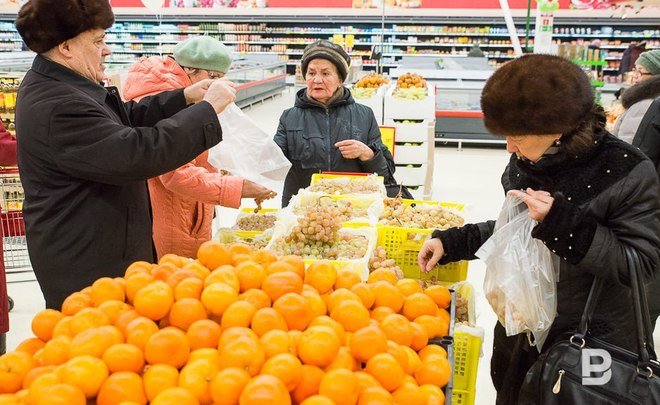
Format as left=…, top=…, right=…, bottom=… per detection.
left=123, top=56, right=243, bottom=259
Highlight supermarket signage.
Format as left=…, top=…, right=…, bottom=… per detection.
left=534, top=0, right=559, bottom=54
left=105, top=0, right=574, bottom=8
left=379, top=126, right=395, bottom=157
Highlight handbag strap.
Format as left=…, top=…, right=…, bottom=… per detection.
left=576, top=277, right=605, bottom=338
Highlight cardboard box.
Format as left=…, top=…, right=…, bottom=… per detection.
left=384, top=85, right=436, bottom=120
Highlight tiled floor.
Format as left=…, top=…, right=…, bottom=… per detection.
left=6, top=86, right=659, bottom=404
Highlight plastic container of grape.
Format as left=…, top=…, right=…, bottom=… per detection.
left=288, top=191, right=384, bottom=227
left=233, top=207, right=279, bottom=239
left=309, top=173, right=386, bottom=197
left=377, top=200, right=468, bottom=282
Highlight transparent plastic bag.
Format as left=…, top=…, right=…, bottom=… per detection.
left=208, top=103, right=292, bottom=194
left=475, top=195, right=558, bottom=350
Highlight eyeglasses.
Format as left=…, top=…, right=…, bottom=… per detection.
left=206, top=70, right=224, bottom=79
left=633, top=68, right=652, bottom=77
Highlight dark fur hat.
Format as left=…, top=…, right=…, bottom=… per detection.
left=301, top=40, right=351, bottom=82
left=16, top=0, right=115, bottom=54
left=481, top=54, right=594, bottom=135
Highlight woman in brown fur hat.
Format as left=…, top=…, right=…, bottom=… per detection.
left=14, top=0, right=238, bottom=309
left=419, top=54, right=660, bottom=404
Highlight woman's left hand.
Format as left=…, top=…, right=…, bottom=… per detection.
left=335, top=140, right=374, bottom=161
left=507, top=187, right=554, bottom=222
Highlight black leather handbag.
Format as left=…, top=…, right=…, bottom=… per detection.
left=518, top=247, right=660, bottom=404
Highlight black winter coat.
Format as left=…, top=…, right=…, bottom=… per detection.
left=16, top=55, right=223, bottom=309
left=433, top=131, right=660, bottom=404
left=633, top=96, right=660, bottom=177
left=274, top=88, right=396, bottom=206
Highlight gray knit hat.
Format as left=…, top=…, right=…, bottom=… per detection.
left=636, top=50, right=660, bottom=76
left=301, top=40, right=351, bottom=82
left=174, top=36, right=233, bottom=74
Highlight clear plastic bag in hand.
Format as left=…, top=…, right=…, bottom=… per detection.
left=476, top=195, right=558, bottom=350
left=208, top=103, right=292, bottom=194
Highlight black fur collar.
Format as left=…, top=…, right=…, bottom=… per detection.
left=622, top=75, right=660, bottom=109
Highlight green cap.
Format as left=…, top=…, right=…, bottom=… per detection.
left=174, top=36, right=233, bottom=74
left=636, top=50, right=660, bottom=76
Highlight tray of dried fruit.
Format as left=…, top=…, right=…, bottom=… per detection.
left=288, top=190, right=384, bottom=227
left=308, top=173, right=386, bottom=198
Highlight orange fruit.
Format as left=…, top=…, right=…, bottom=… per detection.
left=304, top=261, right=337, bottom=294
left=234, top=261, right=267, bottom=293
left=61, top=292, right=92, bottom=316
left=392, top=383, right=425, bottom=405
left=232, top=253, right=252, bottom=266
left=182, top=260, right=212, bottom=280
left=33, top=336, right=71, bottom=366
left=259, top=330, right=291, bottom=359
left=409, top=323, right=428, bottom=351
left=350, top=283, right=375, bottom=309
left=133, top=280, right=174, bottom=321
left=403, top=347, right=422, bottom=375
left=330, top=300, right=370, bottom=332
left=165, top=268, right=199, bottom=289
left=372, top=282, right=405, bottom=313
left=26, top=372, right=59, bottom=404
left=143, top=364, right=179, bottom=402
left=324, top=347, right=358, bottom=372
left=298, top=326, right=341, bottom=368
left=238, top=289, right=271, bottom=310
left=334, top=270, right=361, bottom=290
left=370, top=306, right=394, bottom=323
left=365, top=353, right=405, bottom=392
left=292, top=365, right=325, bottom=404
left=396, top=279, right=423, bottom=296
left=402, top=293, right=437, bottom=321
left=221, top=300, right=257, bottom=330
left=69, top=325, right=122, bottom=358
left=39, top=383, right=86, bottom=405
left=308, top=316, right=346, bottom=345
left=96, top=371, right=147, bottom=405
left=386, top=341, right=410, bottom=374
left=31, top=309, right=65, bottom=342
left=58, top=355, right=108, bottom=398
left=318, top=368, right=359, bottom=405
left=278, top=256, right=306, bottom=278
left=301, top=290, right=327, bottom=319
left=250, top=250, right=279, bottom=269
left=260, top=353, right=303, bottom=392
left=414, top=315, right=447, bottom=339
left=251, top=308, right=288, bottom=337
left=151, top=387, right=198, bottom=405
left=69, top=307, right=110, bottom=336
left=414, top=357, right=451, bottom=387
left=151, top=263, right=178, bottom=282
left=188, top=348, right=220, bottom=365
left=379, top=314, right=414, bottom=347
left=204, top=265, right=240, bottom=291
left=174, top=277, right=204, bottom=301
left=239, top=374, right=291, bottom=405
left=159, top=253, right=188, bottom=268
left=424, top=285, right=451, bottom=309
left=417, top=345, right=447, bottom=362
left=300, top=395, right=335, bottom=405
left=124, top=261, right=154, bottom=278
left=367, top=269, right=398, bottom=286
left=437, top=307, right=450, bottom=324
left=230, top=243, right=254, bottom=256
left=262, top=272, right=303, bottom=302
left=325, top=289, right=361, bottom=313
left=349, top=325, right=388, bottom=363
left=113, top=310, right=141, bottom=336
left=21, top=365, right=55, bottom=390
left=287, top=331, right=302, bottom=358
left=15, top=338, right=46, bottom=357
left=197, top=241, right=232, bottom=270
left=201, top=283, right=238, bottom=317
left=217, top=336, right=265, bottom=377
left=272, top=293, right=313, bottom=331
left=0, top=351, right=37, bottom=393
left=217, top=327, right=259, bottom=350
left=168, top=298, right=208, bottom=331
left=358, top=386, right=394, bottom=404
left=265, top=261, right=297, bottom=276
left=186, top=319, right=223, bottom=350
left=144, top=327, right=191, bottom=368
left=125, top=316, right=159, bottom=351
left=102, top=344, right=145, bottom=374
left=419, top=384, right=445, bottom=404
left=179, top=360, right=218, bottom=404
left=91, top=277, right=125, bottom=306
left=210, top=367, right=250, bottom=405
left=97, top=300, right=131, bottom=324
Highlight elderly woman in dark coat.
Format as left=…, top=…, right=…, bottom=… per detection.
left=418, top=54, right=660, bottom=404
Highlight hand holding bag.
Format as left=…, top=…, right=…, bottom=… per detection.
left=518, top=247, right=660, bottom=404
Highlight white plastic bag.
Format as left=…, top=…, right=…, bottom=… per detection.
left=208, top=103, right=291, bottom=194
left=476, top=195, right=558, bottom=350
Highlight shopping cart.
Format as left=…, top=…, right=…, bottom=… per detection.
left=0, top=167, right=33, bottom=298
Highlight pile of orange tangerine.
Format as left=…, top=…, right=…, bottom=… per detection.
left=0, top=241, right=452, bottom=405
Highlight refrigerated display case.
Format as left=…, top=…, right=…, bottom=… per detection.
left=225, top=55, right=287, bottom=108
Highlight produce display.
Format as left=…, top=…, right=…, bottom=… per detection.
left=216, top=229, right=272, bottom=249
left=236, top=214, right=277, bottom=232
left=369, top=246, right=404, bottom=280
left=350, top=87, right=377, bottom=99
left=0, top=243, right=453, bottom=404
left=356, top=73, right=389, bottom=89
left=392, top=73, right=428, bottom=101
left=308, top=176, right=383, bottom=195
left=379, top=197, right=464, bottom=230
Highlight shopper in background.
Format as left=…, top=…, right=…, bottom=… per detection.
left=467, top=43, right=485, bottom=57
left=0, top=121, right=16, bottom=354
left=122, top=36, right=274, bottom=260
left=418, top=54, right=660, bottom=404
left=15, top=0, right=237, bottom=309
left=274, top=40, right=398, bottom=207
left=612, top=50, right=660, bottom=144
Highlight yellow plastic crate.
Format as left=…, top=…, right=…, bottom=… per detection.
left=451, top=328, right=483, bottom=405
left=377, top=200, right=467, bottom=282
left=234, top=208, right=278, bottom=239
left=310, top=173, right=384, bottom=185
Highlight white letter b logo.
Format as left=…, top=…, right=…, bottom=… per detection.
left=582, top=348, right=612, bottom=386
